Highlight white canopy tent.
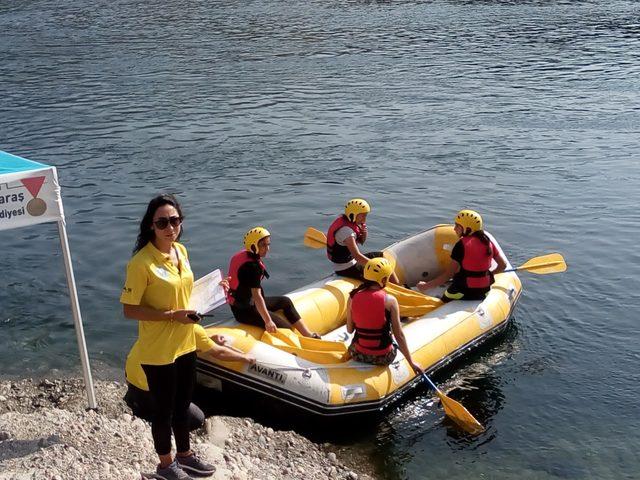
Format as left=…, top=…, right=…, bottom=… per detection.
left=0, top=150, right=96, bottom=409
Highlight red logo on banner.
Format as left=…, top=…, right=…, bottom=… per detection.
left=20, top=176, right=47, bottom=216
left=21, top=176, right=46, bottom=198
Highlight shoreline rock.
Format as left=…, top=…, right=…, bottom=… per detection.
left=0, top=378, right=377, bottom=480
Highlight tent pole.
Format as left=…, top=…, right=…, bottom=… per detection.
left=57, top=219, right=97, bottom=409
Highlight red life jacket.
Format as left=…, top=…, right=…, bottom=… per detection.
left=351, top=289, right=393, bottom=356
left=226, top=250, right=267, bottom=306
left=326, top=215, right=364, bottom=264
left=456, top=236, right=494, bottom=289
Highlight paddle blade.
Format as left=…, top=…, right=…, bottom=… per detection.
left=385, top=283, right=443, bottom=317
left=385, top=282, right=429, bottom=301
left=303, top=227, right=327, bottom=249
left=517, top=253, right=567, bottom=274
left=436, top=390, right=485, bottom=435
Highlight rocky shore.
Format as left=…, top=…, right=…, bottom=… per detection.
left=0, top=379, right=377, bottom=480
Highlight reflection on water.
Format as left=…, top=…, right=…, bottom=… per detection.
left=1, top=0, right=640, bottom=478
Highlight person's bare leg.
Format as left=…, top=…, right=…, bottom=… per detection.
left=292, top=320, right=319, bottom=338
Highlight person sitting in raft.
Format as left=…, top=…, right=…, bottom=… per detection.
left=326, top=198, right=400, bottom=283
left=124, top=324, right=255, bottom=428
left=226, top=226, right=320, bottom=338
left=417, top=209, right=507, bottom=302
left=346, top=257, right=422, bottom=373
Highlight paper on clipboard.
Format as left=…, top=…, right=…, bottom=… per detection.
left=189, top=269, right=227, bottom=314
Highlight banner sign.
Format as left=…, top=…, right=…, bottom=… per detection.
left=0, top=166, right=63, bottom=232
left=0, top=150, right=96, bottom=409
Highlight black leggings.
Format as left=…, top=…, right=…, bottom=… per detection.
left=141, top=351, right=197, bottom=455
left=124, top=383, right=204, bottom=432
left=231, top=296, right=301, bottom=328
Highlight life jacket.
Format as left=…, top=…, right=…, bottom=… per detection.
left=226, top=250, right=268, bottom=306
left=351, top=289, right=393, bottom=356
left=456, top=235, right=494, bottom=289
left=326, top=215, right=364, bottom=264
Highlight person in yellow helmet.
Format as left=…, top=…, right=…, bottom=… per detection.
left=226, top=227, right=319, bottom=338
left=326, top=198, right=399, bottom=283
left=346, top=258, right=422, bottom=372
left=417, top=210, right=507, bottom=302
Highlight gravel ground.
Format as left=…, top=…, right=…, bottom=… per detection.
left=0, top=379, right=377, bottom=480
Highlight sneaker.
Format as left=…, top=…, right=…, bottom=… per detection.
left=155, top=461, right=193, bottom=480
left=176, top=453, right=216, bottom=476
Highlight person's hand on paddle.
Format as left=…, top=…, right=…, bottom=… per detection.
left=264, top=317, right=277, bottom=333
left=172, top=309, right=199, bottom=324
left=409, top=361, right=423, bottom=375
left=244, top=355, right=256, bottom=365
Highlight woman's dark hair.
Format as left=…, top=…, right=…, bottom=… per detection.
left=133, top=194, right=184, bottom=253
left=471, top=230, right=493, bottom=256
left=349, top=280, right=379, bottom=298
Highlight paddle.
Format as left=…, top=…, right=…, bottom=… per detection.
left=503, top=253, right=566, bottom=275
left=421, top=372, right=485, bottom=435
left=303, top=226, right=398, bottom=267
left=303, top=227, right=328, bottom=249
left=306, top=227, right=567, bottom=274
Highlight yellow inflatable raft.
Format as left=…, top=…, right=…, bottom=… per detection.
left=196, top=225, right=522, bottom=417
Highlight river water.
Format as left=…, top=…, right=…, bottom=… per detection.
left=1, top=0, right=639, bottom=478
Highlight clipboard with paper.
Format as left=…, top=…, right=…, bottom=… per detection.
left=189, top=269, right=227, bottom=314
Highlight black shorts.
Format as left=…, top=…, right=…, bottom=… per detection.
left=441, top=281, right=490, bottom=303
left=335, top=251, right=384, bottom=281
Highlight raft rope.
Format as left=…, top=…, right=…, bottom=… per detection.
left=255, top=361, right=376, bottom=372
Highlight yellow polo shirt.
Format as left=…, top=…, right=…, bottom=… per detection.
left=126, top=324, right=215, bottom=391
left=120, top=241, right=196, bottom=366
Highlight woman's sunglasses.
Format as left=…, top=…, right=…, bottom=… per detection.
left=153, top=216, right=183, bottom=229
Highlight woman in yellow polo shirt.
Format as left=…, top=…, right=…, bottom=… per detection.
left=121, top=194, right=214, bottom=480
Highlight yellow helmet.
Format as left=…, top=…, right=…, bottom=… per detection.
left=363, top=257, right=394, bottom=287
left=345, top=198, right=370, bottom=222
left=244, top=226, right=271, bottom=254
left=455, top=210, right=483, bottom=235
